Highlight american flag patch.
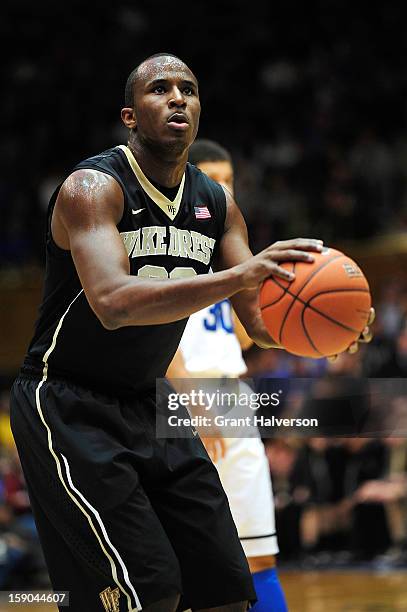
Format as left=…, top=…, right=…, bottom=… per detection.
left=194, top=205, right=211, bottom=219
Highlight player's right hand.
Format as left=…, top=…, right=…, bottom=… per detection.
left=327, top=307, right=375, bottom=362
left=237, top=238, right=324, bottom=289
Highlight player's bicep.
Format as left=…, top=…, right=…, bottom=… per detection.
left=69, top=222, right=130, bottom=309
left=55, top=170, right=129, bottom=325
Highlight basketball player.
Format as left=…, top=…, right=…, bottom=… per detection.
left=167, top=140, right=287, bottom=612
left=9, top=53, right=370, bottom=611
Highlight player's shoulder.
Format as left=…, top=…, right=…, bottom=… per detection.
left=66, top=146, right=126, bottom=202
left=57, top=149, right=124, bottom=223
left=62, top=168, right=120, bottom=196
left=75, top=146, right=123, bottom=168
left=56, top=169, right=123, bottom=229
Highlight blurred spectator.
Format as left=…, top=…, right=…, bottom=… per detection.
left=0, top=397, right=48, bottom=588
left=376, top=282, right=406, bottom=340
left=266, top=437, right=395, bottom=565
left=342, top=439, right=391, bottom=559
left=349, top=128, right=396, bottom=223
left=372, top=315, right=407, bottom=377
left=355, top=438, right=407, bottom=567
left=1, top=3, right=407, bottom=269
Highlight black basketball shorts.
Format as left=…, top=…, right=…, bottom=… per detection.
left=10, top=376, right=255, bottom=611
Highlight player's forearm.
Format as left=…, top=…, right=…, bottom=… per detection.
left=98, top=267, right=245, bottom=329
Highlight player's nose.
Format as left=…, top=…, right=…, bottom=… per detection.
left=168, top=87, right=186, bottom=108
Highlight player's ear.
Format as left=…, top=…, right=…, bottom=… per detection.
left=121, top=107, right=137, bottom=130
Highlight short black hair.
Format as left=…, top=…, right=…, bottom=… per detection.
left=124, top=52, right=183, bottom=107
left=188, top=139, right=232, bottom=166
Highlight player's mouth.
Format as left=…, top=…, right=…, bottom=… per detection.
left=167, top=112, right=189, bottom=131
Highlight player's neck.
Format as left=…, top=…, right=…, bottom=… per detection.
left=128, top=134, right=187, bottom=188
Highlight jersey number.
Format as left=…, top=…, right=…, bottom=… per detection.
left=137, top=267, right=233, bottom=334
left=137, top=264, right=197, bottom=280
left=204, top=300, right=234, bottom=334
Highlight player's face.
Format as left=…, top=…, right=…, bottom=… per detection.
left=197, top=160, right=234, bottom=195
left=132, top=57, right=200, bottom=150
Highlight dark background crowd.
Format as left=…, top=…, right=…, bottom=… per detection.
left=1, top=0, right=407, bottom=588
left=1, top=1, right=407, bottom=267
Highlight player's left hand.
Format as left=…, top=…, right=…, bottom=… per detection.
left=328, top=307, right=375, bottom=362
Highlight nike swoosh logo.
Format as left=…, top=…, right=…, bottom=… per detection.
left=132, top=208, right=145, bottom=215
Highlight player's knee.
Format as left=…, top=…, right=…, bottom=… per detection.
left=143, top=592, right=181, bottom=611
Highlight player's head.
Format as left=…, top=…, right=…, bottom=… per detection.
left=188, top=139, right=234, bottom=195
left=121, top=53, right=200, bottom=155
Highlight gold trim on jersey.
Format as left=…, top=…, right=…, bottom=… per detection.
left=117, top=145, right=185, bottom=221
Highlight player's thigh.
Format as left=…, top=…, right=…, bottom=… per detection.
left=10, top=378, right=182, bottom=611
left=147, top=436, right=255, bottom=610
left=27, top=483, right=114, bottom=612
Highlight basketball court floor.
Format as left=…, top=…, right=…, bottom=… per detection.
left=281, top=571, right=407, bottom=611
left=0, top=571, right=406, bottom=611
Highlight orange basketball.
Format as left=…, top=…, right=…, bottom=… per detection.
left=259, top=247, right=371, bottom=358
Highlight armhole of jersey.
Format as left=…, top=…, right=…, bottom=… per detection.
left=189, top=164, right=228, bottom=240
left=210, top=179, right=228, bottom=258
left=46, top=165, right=128, bottom=257
left=218, top=184, right=228, bottom=239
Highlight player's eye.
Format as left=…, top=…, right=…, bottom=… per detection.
left=183, top=86, right=194, bottom=96
left=153, top=85, right=166, bottom=94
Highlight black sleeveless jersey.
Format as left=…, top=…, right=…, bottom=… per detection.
left=23, top=146, right=227, bottom=395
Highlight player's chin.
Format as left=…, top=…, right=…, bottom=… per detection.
left=163, top=128, right=195, bottom=152
left=165, top=124, right=193, bottom=142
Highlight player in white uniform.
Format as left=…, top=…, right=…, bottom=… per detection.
left=167, top=140, right=288, bottom=611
